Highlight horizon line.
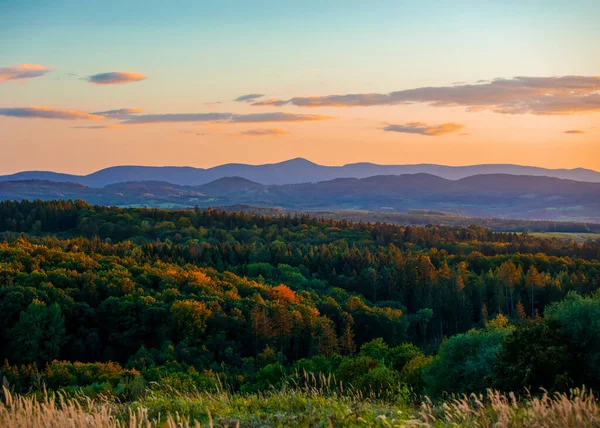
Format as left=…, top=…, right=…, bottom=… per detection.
left=1, top=157, right=599, bottom=177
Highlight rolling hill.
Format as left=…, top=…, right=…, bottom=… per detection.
left=1, top=158, right=600, bottom=187
left=2, top=173, right=600, bottom=222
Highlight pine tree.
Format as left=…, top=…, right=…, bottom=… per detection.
left=340, top=312, right=356, bottom=355
left=515, top=301, right=527, bottom=324
left=481, top=303, right=489, bottom=326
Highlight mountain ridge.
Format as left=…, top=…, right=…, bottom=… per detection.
left=2, top=172, right=600, bottom=222
left=2, top=158, right=600, bottom=187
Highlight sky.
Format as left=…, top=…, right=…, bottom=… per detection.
left=1, top=0, right=599, bottom=175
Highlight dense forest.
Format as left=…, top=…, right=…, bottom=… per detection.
left=1, top=199, right=600, bottom=404
left=217, top=205, right=600, bottom=234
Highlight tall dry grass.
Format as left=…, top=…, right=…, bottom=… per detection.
left=0, top=387, right=148, bottom=427
left=0, top=386, right=211, bottom=428
left=419, top=388, right=600, bottom=427
left=1, top=385, right=600, bottom=427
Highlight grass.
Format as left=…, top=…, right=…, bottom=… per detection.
left=1, top=386, right=600, bottom=427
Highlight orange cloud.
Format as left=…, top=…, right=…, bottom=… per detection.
left=250, top=76, right=600, bottom=115
left=563, top=129, right=585, bottom=134
left=384, top=122, right=464, bottom=136
left=0, top=64, right=53, bottom=82
left=0, top=106, right=104, bottom=120
left=250, top=98, right=288, bottom=107
left=88, top=71, right=147, bottom=85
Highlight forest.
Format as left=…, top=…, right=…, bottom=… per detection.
left=1, top=199, right=600, bottom=425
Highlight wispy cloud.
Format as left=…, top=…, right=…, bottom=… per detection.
left=234, top=94, right=265, bottom=102
left=88, top=71, right=147, bottom=85
left=120, top=112, right=333, bottom=125
left=0, top=64, right=53, bottom=82
left=179, top=130, right=206, bottom=136
left=71, top=125, right=124, bottom=130
left=563, top=129, right=585, bottom=134
left=204, top=101, right=222, bottom=109
left=91, top=108, right=143, bottom=118
left=234, top=128, right=289, bottom=136
left=250, top=76, right=600, bottom=115
left=0, top=106, right=104, bottom=120
left=120, top=112, right=233, bottom=124
left=0, top=106, right=332, bottom=127
left=251, top=98, right=289, bottom=107
left=229, top=112, right=333, bottom=123
left=383, top=122, right=464, bottom=136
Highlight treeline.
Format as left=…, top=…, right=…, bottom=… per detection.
left=0, top=200, right=599, bottom=398
left=217, top=204, right=600, bottom=233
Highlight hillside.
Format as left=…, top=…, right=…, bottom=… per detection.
left=0, top=201, right=599, bottom=426
left=2, top=173, right=600, bottom=221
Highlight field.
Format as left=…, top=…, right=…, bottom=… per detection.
left=528, top=232, right=600, bottom=243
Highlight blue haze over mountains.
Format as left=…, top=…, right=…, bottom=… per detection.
left=2, top=158, right=600, bottom=222
left=2, top=158, right=600, bottom=187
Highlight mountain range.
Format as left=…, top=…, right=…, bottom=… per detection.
left=2, top=172, right=600, bottom=222
left=2, top=158, right=600, bottom=187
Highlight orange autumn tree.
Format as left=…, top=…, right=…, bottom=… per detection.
left=267, top=285, right=300, bottom=304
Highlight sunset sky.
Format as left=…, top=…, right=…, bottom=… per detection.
left=1, top=0, right=599, bottom=175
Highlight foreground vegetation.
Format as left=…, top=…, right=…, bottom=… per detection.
left=1, top=200, right=600, bottom=425
left=2, top=385, right=599, bottom=427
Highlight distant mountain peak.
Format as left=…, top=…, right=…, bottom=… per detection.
left=1, top=159, right=599, bottom=188
left=279, top=157, right=318, bottom=166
